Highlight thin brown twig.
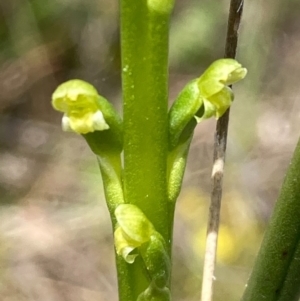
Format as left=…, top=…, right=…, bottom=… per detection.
left=200, top=1, right=244, bottom=301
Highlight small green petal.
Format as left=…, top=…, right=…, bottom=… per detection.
left=52, top=79, right=99, bottom=110
left=198, top=58, right=247, bottom=98
left=226, top=66, right=247, bottom=85
left=208, top=86, right=234, bottom=118
left=195, top=86, right=234, bottom=122
left=114, top=227, right=139, bottom=263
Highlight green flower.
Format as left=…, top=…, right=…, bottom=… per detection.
left=168, top=58, right=247, bottom=149
left=114, top=204, right=155, bottom=263
left=52, top=79, right=109, bottom=134
left=196, top=58, right=247, bottom=120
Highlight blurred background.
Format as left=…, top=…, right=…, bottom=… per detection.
left=0, top=0, right=299, bottom=300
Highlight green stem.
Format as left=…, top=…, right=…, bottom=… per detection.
left=277, top=238, right=300, bottom=301
left=120, top=1, right=173, bottom=300
left=95, top=150, right=136, bottom=301
left=121, top=1, right=170, bottom=239
left=241, top=138, right=300, bottom=301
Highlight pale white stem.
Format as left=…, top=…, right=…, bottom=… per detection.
left=201, top=158, right=224, bottom=301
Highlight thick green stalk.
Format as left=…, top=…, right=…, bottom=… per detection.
left=276, top=239, right=300, bottom=301
left=121, top=1, right=171, bottom=239
left=120, top=1, right=173, bottom=300
left=241, top=138, right=300, bottom=301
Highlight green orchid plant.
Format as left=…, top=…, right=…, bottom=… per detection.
left=51, top=2, right=246, bottom=301
left=52, top=62, right=246, bottom=301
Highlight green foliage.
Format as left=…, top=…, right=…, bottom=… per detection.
left=241, top=139, right=300, bottom=301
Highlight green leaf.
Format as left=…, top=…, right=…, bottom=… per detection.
left=241, top=139, right=300, bottom=301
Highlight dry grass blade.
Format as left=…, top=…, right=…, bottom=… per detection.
left=200, top=1, right=244, bottom=301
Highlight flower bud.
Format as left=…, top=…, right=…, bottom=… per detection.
left=114, top=204, right=155, bottom=263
